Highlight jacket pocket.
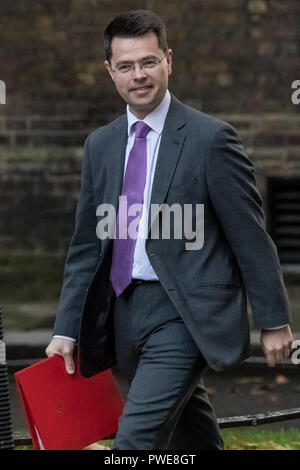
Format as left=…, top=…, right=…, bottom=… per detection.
left=168, top=175, right=199, bottom=194
left=196, top=283, right=241, bottom=290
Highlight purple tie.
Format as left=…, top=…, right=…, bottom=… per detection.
left=109, top=121, right=152, bottom=296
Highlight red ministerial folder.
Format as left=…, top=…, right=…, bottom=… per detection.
left=14, top=355, right=125, bottom=450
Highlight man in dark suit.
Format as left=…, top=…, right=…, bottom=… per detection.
left=46, top=10, right=294, bottom=450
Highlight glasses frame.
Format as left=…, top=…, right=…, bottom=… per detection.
left=110, top=51, right=168, bottom=75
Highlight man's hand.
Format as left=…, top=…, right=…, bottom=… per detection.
left=260, top=325, right=294, bottom=367
left=45, top=338, right=76, bottom=374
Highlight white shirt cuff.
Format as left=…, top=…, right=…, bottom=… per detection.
left=53, top=335, right=77, bottom=342
left=263, top=324, right=288, bottom=330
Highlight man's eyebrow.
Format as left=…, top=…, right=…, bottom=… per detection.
left=115, top=55, right=159, bottom=65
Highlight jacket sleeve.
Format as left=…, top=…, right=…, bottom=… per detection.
left=206, top=123, right=292, bottom=329
left=52, top=135, right=101, bottom=339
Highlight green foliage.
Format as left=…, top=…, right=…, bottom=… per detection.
left=222, top=427, right=300, bottom=450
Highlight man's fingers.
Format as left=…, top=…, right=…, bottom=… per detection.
left=261, top=328, right=294, bottom=367
left=283, top=344, right=291, bottom=359
left=274, top=349, right=284, bottom=364
left=265, top=345, right=291, bottom=366
left=45, top=345, right=55, bottom=358
left=45, top=339, right=75, bottom=374
left=62, top=351, right=75, bottom=375
left=265, top=352, right=276, bottom=367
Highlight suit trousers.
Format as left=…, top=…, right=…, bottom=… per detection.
left=111, top=280, right=224, bottom=450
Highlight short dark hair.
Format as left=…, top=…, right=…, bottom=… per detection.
left=104, top=9, right=168, bottom=63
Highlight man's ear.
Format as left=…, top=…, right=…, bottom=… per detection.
left=167, top=49, right=173, bottom=75
left=104, top=60, right=115, bottom=82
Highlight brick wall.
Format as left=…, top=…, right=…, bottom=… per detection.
left=0, top=0, right=300, bottom=254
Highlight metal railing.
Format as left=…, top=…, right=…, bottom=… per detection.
left=0, top=304, right=14, bottom=450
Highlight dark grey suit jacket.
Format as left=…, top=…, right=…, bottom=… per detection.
left=53, top=93, right=291, bottom=377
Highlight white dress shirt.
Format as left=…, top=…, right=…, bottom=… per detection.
left=54, top=88, right=286, bottom=341
left=126, top=88, right=171, bottom=280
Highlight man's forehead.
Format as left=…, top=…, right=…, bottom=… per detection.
left=111, top=33, right=161, bottom=60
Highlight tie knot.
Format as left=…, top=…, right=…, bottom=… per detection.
left=134, top=121, right=152, bottom=139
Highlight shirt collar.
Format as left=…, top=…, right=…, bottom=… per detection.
left=126, top=89, right=171, bottom=137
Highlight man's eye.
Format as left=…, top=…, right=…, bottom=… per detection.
left=118, top=65, right=131, bottom=72
left=143, top=60, right=157, bottom=67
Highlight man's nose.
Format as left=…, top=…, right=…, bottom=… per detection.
left=132, top=64, right=147, bottom=79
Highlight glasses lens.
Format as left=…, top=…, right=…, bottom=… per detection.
left=117, top=65, right=132, bottom=73
left=142, top=59, right=159, bottom=68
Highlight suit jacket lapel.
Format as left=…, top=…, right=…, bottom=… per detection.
left=108, top=114, right=128, bottom=209
left=101, top=113, right=128, bottom=257
left=146, top=94, right=187, bottom=238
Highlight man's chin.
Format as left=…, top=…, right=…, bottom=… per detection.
left=128, top=93, right=162, bottom=110
left=131, top=97, right=153, bottom=106
left=128, top=97, right=156, bottom=111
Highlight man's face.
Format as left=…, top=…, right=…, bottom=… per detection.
left=105, top=32, right=172, bottom=119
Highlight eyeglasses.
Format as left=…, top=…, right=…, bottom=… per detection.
left=110, top=52, right=168, bottom=75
